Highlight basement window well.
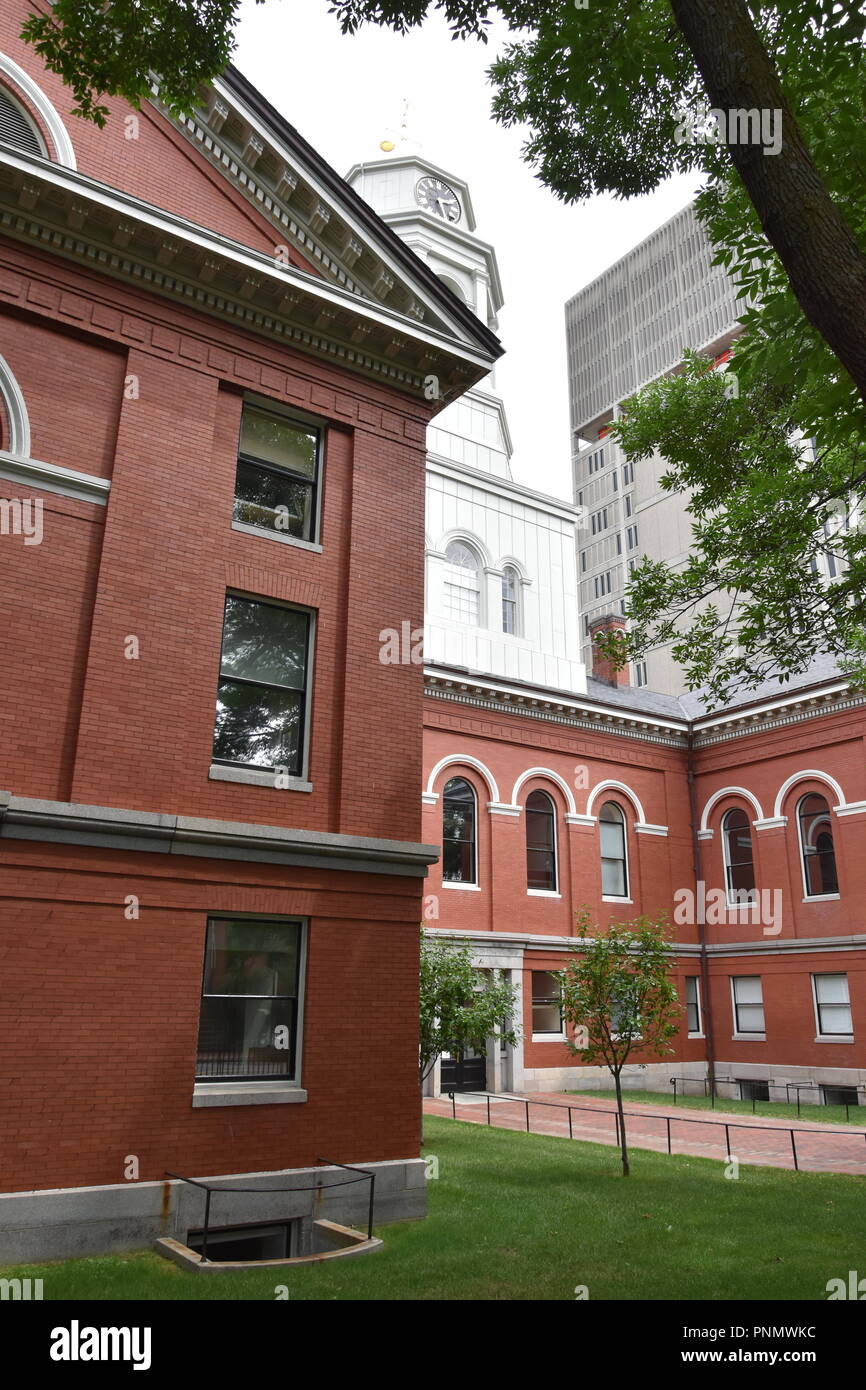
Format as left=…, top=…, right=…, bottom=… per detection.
left=186, top=1221, right=298, bottom=1262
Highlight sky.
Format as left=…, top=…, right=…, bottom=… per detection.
left=233, top=0, right=700, bottom=500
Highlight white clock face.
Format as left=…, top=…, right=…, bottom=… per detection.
left=416, top=176, right=461, bottom=223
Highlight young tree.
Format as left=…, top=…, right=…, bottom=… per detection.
left=558, top=913, right=680, bottom=1177
left=419, top=930, right=518, bottom=1093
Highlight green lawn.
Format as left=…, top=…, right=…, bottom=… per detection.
left=2, top=1115, right=862, bottom=1300
left=578, top=1086, right=866, bottom=1126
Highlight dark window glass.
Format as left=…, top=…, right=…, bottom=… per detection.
left=798, top=794, right=838, bottom=896
left=685, top=977, right=701, bottom=1034
left=196, top=919, right=301, bottom=1080
left=233, top=406, right=319, bottom=542
left=526, top=790, right=556, bottom=891
left=442, top=777, right=477, bottom=884
left=213, top=594, right=310, bottom=772
left=723, top=808, right=756, bottom=901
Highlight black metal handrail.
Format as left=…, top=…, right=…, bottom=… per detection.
left=443, top=1090, right=866, bottom=1173
left=165, top=1158, right=376, bottom=1262
left=668, top=1074, right=866, bottom=1120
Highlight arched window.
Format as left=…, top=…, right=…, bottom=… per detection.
left=444, top=540, right=481, bottom=625
left=797, top=793, right=838, bottom=897
left=0, top=85, right=46, bottom=158
left=600, top=801, right=629, bottom=898
left=501, top=566, right=520, bottom=635
left=442, top=777, right=477, bottom=884
left=722, top=808, right=756, bottom=903
left=526, top=789, right=556, bottom=891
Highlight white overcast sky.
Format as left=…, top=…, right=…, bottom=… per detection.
left=234, top=0, right=700, bottom=500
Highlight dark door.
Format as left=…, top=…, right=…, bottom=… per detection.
left=440, top=1052, right=487, bottom=1094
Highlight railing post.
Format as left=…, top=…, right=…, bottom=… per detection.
left=201, top=1187, right=211, bottom=1264
left=614, top=1110, right=620, bottom=1148
left=525, top=1100, right=530, bottom=1132
left=724, top=1124, right=731, bottom=1160
left=568, top=1107, right=573, bottom=1140
left=451, top=1090, right=456, bottom=1119
left=666, top=1115, right=672, bottom=1155
left=367, top=1172, right=376, bottom=1241
left=790, top=1129, right=799, bottom=1171
left=486, top=1094, right=491, bottom=1127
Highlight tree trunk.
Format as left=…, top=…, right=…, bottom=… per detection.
left=613, top=1069, right=630, bottom=1177
left=668, top=0, right=866, bottom=405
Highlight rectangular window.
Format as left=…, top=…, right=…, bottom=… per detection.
left=622, top=462, right=633, bottom=486
left=196, top=918, right=303, bottom=1081
left=580, top=550, right=587, bottom=572
left=531, top=971, right=564, bottom=1035
left=685, top=977, right=702, bottom=1035
left=732, top=976, right=765, bottom=1035
left=213, top=593, right=312, bottom=773
left=594, top=570, right=612, bottom=596
left=822, top=1085, right=858, bottom=1107
left=813, top=973, right=853, bottom=1037
left=627, top=524, right=638, bottom=550
left=233, top=405, right=321, bottom=543
left=625, top=494, right=633, bottom=518
left=634, top=659, right=648, bottom=687
left=739, top=1078, right=769, bottom=1102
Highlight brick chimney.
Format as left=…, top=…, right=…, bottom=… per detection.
left=589, top=614, right=629, bottom=687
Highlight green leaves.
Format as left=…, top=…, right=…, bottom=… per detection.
left=601, top=352, right=866, bottom=706
left=558, top=913, right=681, bottom=1074
left=21, top=0, right=240, bottom=125
left=419, top=931, right=519, bottom=1081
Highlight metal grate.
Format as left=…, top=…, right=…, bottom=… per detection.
left=0, top=88, right=44, bottom=158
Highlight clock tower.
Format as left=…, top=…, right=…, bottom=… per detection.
left=344, top=153, right=511, bottom=478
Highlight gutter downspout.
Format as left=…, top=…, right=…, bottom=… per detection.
left=687, top=728, right=715, bottom=1095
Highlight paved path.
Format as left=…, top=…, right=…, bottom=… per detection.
left=424, top=1090, right=866, bottom=1175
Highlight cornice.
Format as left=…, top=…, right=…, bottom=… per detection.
left=423, top=666, right=866, bottom=751
left=424, top=670, right=689, bottom=748
left=0, top=148, right=493, bottom=403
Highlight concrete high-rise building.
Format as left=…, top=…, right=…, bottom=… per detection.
left=566, top=203, right=742, bottom=695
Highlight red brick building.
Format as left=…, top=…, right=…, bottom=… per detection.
left=0, top=8, right=501, bottom=1260
left=422, top=653, right=866, bottom=1107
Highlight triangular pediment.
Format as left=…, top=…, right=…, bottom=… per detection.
left=159, top=66, right=501, bottom=368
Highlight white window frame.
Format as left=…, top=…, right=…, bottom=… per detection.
left=441, top=776, right=478, bottom=888
left=599, top=800, right=630, bottom=901
left=443, top=540, right=483, bottom=626
left=531, top=970, right=566, bottom=1040
left=500, top=565, right=522, bottom=637
left=525, top=789, right=559, bottom=896
left=796, top=792, right=840, bottom=902
left=722, top=807, right=757, bottom=908
left=811, top=972, right=853, bottom=1040
left=731, top=975, right=765, bottom=1039
left=685, top=976, right=703, bottom=1037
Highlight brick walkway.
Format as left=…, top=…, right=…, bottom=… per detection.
left=424, top=1090, right=866, bottom=1175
